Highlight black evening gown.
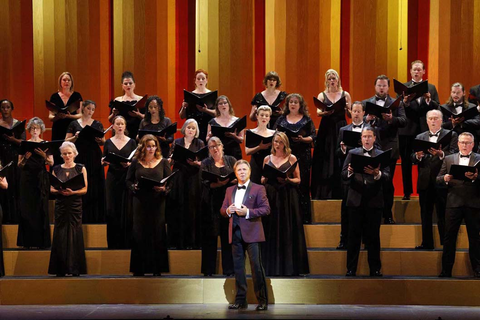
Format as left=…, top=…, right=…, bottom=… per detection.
left=48, top=164, right=87, bottom=275
left=251, top=91, right=287, bottom=128
left=49, top=92, right=82, bottom=165
left=311, top=91, right=347, bottom=200
left=246, top=129, right=273, bottom=184
left=0, top=119, right=25, bottom=224
left=167, top=137, right=205, bottom=249
left=200, top=156, right=236, bottom=275
left=17, top=150, right=51, bottom=248
left=262, top=156, right=309, bottom=276
left=126, top=158, right=171, bottom=274
left=109, top=99, right=145, bottom=139
left=274, top=115, right=316, bottom=224
left=185, top=92, right=214, bottom=143
left=208, top=118, right=243, bottom=160
left=0, top=204, right=4, bottom=276
left=138, top=118, right=174, bottom=158
left=67, top=120, right=105, bottom=223
left=103, top=138, right=137, bottom=249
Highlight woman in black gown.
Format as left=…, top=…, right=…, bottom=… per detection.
left=0, top=99, right=25, bottom=224
left=206, top=96, right=244, bottom=160
left=167, top=119, right=205, bottom=249
left=261, top=132, right=309, bottom=276
left=200, top=137, right=235, bottom=276
left=48, top=142, right=88, bottom=276
left=126, top=135, right=171, bottom=276
left=109, top=71, right=145, bottom=139
left=66, top=100, right=106, bottom=223
left=311, top=69, right=352, bottom=200
left=17, top=117, right=53, bottom=249
left=138, top=96, right=173, bottom=158
left=0, top=175, right=8, bottom=276
left=245, top=106, right=275, bottom=184
left=274, top=93, right=316, bottom=224
left=48, top=72, right=82, bottom=165
left=102, top=116, right=137, bottom=249
left=249, top=71, right=287, bottom=128
left=179, top=69, right=216, bottom=143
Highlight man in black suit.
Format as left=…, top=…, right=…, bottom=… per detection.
left=436, top=132, right=480, bottom=278
left=469, top=84, right=480, bottom=106
left=221, top=160, right=270, bottom=311
left=342, top=126, right=390, bottom=276
left=363, top=75, right=406, bottom=224
left=411, top=109, right=458, bottom=250
left=399, top=60, right=440, bottom=200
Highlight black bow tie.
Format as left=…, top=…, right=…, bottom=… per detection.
left=429, top=131, right=440, bottom=137
left=376, top=97, right=386, bottom=102
left=352, top=124, right=362, bottom=129
left=363, top=148, right=373, bottom=155
left=460, top=154, right=470, bottom=158
left=237, top=185, right=246, bottom=190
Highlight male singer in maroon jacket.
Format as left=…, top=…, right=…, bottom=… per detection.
left=221, top=159, right=270, bottom=311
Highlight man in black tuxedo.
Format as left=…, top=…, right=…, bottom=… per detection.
left=411, top=109, right=458, bottom=250
left=436, top=132, right=480, bottom=278
left=399, top=60, right=440, bottom=200
left=469, top=84, right=480, bottom=106
left=342, top=126, right=390, bottom=276
left=363, top=75, right=406, bottom=224
left=441, top=82, right=480, bottom=151
left=221, top=160, right=270, bottom=311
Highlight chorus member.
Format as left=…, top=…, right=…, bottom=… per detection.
left=17, top=117, right=53, bottom=249
left=342, top=127, right=390, bottom=277
left=261, top=132, right=308, bottom=276
left=221, top=160, right=270, bottom=311
left=200, top=137, right=235, bottom=276
left=363, top=75, right=406, bottom=224
left=311, top=69, right=352, bottom=200
left=399, top=60, right=440, bottom=200
left=245, top=106, right=275, bottom=184
left=249, top=71, right=287, bottom=128
left=468, top=84, right=480, bottom=106
left=441, top=82, right=480, bottom=151
left=0, top=99, right=25, bottom=223
left=206, top=96, right=244, bottom=160
left=274, top=93, right=316, bottom=224
left=437, top=132, right=480, bottom=278
left=109, top=71, right=145, bottom=139
left=412, top=110, right=458, bottom=250
left=167, top=119, right=205, bottom=249
left=179, top=69, right=216, bottom=142
left=66, top=100, right=105, bottom=223
left=48, top=142, right=88, bottom=277
left=126, top=135, right=171, bottom=276
left=138, top=96, right=173, bottom=158
left=48, top=72, right=82, bottom=165
left=102, top=116, right=137, bottom=249
left=0, top=175, right=8, bottom=276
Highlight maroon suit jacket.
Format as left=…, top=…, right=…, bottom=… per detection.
left=220, top=182, right=270, bottom=244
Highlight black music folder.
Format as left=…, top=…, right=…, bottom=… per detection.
left=0, top=161, right=13, bottom=178
left=49, top=172, right=86, bottom=191
left=183, top=90, right=218, bottom=108
left=201, top=170, right=236, bottom=183
left=262, top=161, right=298, bottom=180
left=342, top=130, right=362, bottom=148
left=275, top=122, right=308, bottom=139
left=350, top=149, right=392, bottom=173
left=313, top=96, right=346, bottom=116
left=393, top=79, right=429, bottom=97
left=137, top=170, right=178, bottom=190
left=103, top=149, right=136, bottom=165
left=77, top=125, right=109, bottom=141
left=365, top=96, right=402, bottom=118
left=245, top=130, right=274, bottom=148
left=171, top=145, right=208, bottom=163
left=440, top=105, right=479, bottom=120
left=412, top=131, right=453, bottom=153
left=138, top=122, right=178, bottom=139
left=112, top=95, right=148, bottom=117
left=210, top=116, right=247, bottom=139
left=0, top=120, right=26, bottom=138
left=19, top=140, right=64, bottom=155
left=45, top=99, right=81, bottom=114
left=449, top=162, right=480, bottom=181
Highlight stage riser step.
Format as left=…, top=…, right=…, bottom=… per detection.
left=0, top=277, right=479, bottom=306
left=3, top=250, right=475, bottom=277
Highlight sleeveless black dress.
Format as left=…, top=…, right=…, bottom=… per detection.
left=109, top=99, right=145, bottom=139
left=246, top=129, right=274, bottom=184
left=185, top=92, right=214, bottom=143
left=251, top=91, right=287, bottom=128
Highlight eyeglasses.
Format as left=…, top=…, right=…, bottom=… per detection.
left=208, top=145, right=220, bottom=150
left=459, top=141, right=473, bottom=145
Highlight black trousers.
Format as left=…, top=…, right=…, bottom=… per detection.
left=347, top=206, right=382, bottom=273
left=383, top=159, right=397, bottom=219
left=201, top=217, right=234, bottom=275
left=339, top=184, right=349, bottom=244
left=442, top=207, right=480, bottom=274
left=399, top=135, right=414, bottom=196
left=232, top=226, right=268, bottom=305
left=418, top=187, right=446, bottom=247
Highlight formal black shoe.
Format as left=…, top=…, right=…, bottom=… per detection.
left=56, top=274, right=65, bottom=277
left=203, top=273, right=213, bottom=277
left=152, top=273, right=161, bottom=277
left=336, top=242, right=346, bottom=250
left=370, top=270, right=383, bottom=277
left=133, top=273, right=145, bottom=277
left=402, top=194, right=411, bottom=200
left=438, top=271, right=452, bottom=278
left=415, top=245, right=434, bottom=250
left=228, top=302, right=248, bottom=310
left=71, top=274, right=80, bottom=277
left=345, top=270, right=356, bottom=276
left=255, top=304, right=268, bottom=311
left=384, top=217, right=396, bottom=224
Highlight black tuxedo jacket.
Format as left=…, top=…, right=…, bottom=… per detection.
left=341, top=147, right=391, bottom=208
left=441, top=102, right=480, bottom=136
left=411, top=129, right=458, bottom=191
left=363, top=96, right=407, bottom=159
left=469, top=85, right=480, bottom=106
left=436, top=152, right=480, bottom=208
